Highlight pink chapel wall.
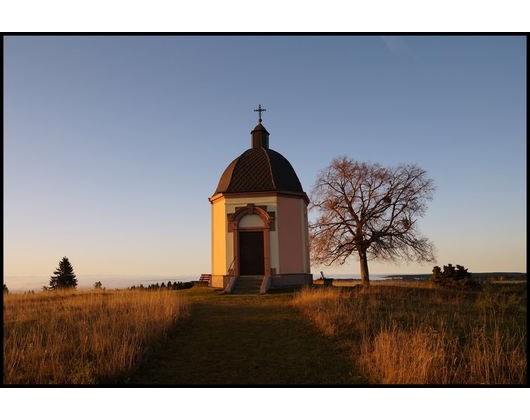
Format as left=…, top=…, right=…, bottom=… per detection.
left=277, top=195, right=308, bottom=275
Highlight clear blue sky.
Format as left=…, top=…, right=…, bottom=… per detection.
left=4, top=36, right=526, bottom=291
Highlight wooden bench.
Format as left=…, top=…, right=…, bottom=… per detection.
left=194, top=274, right=211, bottom=287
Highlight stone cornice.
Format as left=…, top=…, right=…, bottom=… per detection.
left=209, top=190, right=309, bottom=205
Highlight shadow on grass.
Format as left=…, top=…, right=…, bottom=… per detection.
left=128, top=288, right=364, bottom=385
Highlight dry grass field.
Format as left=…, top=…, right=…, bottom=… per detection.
left=4, top=282, right=526, bottom=385
left=3, top=289, right=189, bottom=384
left=292, top=283, right=527, bottom=384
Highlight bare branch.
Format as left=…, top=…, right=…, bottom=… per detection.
left=309, top=157, right=436, bottom=284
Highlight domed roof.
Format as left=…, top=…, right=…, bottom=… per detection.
left=214, top=147, right=304, bottom=195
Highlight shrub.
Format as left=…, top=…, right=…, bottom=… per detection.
left=429, top=264, right=481, bottom=290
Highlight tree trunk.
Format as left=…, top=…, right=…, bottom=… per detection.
left=359, top=248, right=370, bottom=286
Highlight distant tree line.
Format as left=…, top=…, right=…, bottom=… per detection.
left=472, top=273, right=527, bottom=282
left=129, top=281, right=193, bottom=291
left=4, top=285, right=36, bottom=295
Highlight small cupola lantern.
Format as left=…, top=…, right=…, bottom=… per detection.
left=209, top=106, right=312, bottom=292
left=251, top=104, right=270, bottom=149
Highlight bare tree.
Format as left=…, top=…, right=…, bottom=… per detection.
left=310, top=156, right=436, bottom=286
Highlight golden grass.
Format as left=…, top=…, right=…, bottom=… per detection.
left=3, top=289, right=190, bottom=384
left=292, top=284, right=526, bottom=384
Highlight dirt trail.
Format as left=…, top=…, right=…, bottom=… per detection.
left=129, top=289, right=363, bottom=385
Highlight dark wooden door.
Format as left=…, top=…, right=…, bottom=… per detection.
left=239, top=231, right=264, bottom=275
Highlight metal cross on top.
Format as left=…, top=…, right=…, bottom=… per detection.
left=254, top=104, right=266, bottom=123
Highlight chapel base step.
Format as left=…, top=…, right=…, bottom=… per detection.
left=231, top=276, right=264, bottom=295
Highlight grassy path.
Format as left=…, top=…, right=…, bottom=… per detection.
left=129, top=288, right=364, bottom=385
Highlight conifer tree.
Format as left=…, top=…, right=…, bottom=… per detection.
left=49, top=257, right=78, bottom=290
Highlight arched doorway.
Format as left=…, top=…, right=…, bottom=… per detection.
left=227, top=203, right=275, bottom=277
